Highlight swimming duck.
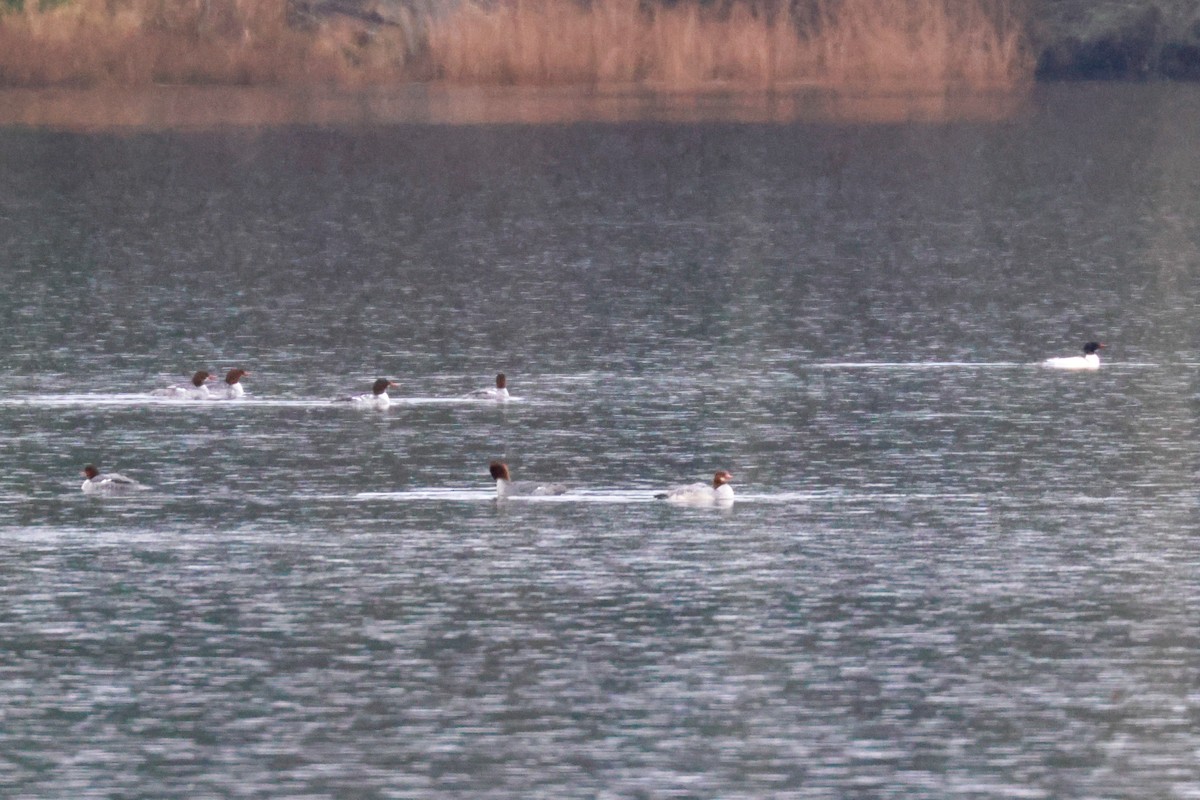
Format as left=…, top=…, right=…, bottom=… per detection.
left=488, top=461, right=566, bottom=498
left=1044, top=341, right=1105, bottom=371
left=656, top=470, right=735, bottom=506
left=81, top=464, right=148, bottom=494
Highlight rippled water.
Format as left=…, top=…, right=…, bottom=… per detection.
left=3, top=84, right=1200, bottom=798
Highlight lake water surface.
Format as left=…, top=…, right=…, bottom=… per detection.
left=2, top=83, right=1200, bottom=798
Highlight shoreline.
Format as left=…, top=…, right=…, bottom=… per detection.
left=0, top=84, right=1040, bottom=130
left=3, top=0, right=1198, bottom=98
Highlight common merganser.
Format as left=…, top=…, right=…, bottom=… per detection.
left=470, top=373, right=510, bottom=401
left=153, top=371, right=216, bottom=398
left=335, top=378, right=397, bottom=408
left=211, top=368, right=250, bottom=399
left=81, top=464, right=148, bottom=494
left=488, top=461, right=566, bottom=498
left=1043, top=341, right=1105, bottom=371
left=656, top=470, right=735, bottom=506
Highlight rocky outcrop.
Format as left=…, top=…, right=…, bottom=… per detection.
left=1032, top=0, right=1200, bottom=79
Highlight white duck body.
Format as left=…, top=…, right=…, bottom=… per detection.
left=336, top=378, right=397, bottom=408
left=211, top=369, right=249, bottom=399
left=470, top=373, right=511, bottom=401
left=81, top=465, right=148, bottom=494
left=1044, top=342, right=1104, bottom=371
left=658, top=471, right=735, bottom=506
left=489, top=462, right=566, bottom=498
left=153, top=370, right=215, bottom=398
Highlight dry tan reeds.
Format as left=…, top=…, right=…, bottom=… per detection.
left=426, top=0, right=1032, bottom=90
left=0, top=0, right=1032, bottom=89
left=427, top=0, right=797, bottom=86
left=809, top=0, right=1030, bottom=89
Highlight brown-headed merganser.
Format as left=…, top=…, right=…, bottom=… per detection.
left=471, top=373, right=510, bottom=401
left=81, top=464, right=148, bottom=494
left=335, top=378, right=397, bottom=408
left=153, top=371, right=216, bottom=398
left=656, top=470, right=735, bottom=506
left=212, top=368, right=250, bottom=399
left=488, top=461, right=566, bottom=498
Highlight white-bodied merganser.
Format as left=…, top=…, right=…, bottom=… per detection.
left=211, top=368, right=250, bottom=399
left=153, top=370, right=216, bottom=398
left=1043, top=341, right=1105, bottom=371
left=488, top=461, right=566, bottom=498
left=81, top=464, right=148, bottom=494
left=335, top=378, right=397, bottom=408
left=470, top=373, right=511, bottom=401
left=656, top=470, right=735, bottom=506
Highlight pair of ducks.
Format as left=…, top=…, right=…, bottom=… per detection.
left=489, top=462, right=734, bottom=506
left=80, top=461, right=736, bottom=507
left=334, top=373, right=513, bottom=409
left=154, top=369, right=250, bottom=399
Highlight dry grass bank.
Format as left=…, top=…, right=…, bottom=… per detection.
left=0, top=0, right=1032, bottom=89
left=427, top=0, right=1031, bottom=89
left=0, top=0, right=413, bottom=85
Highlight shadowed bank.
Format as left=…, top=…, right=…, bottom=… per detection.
left=0, top=0, right=1031, bottom=90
